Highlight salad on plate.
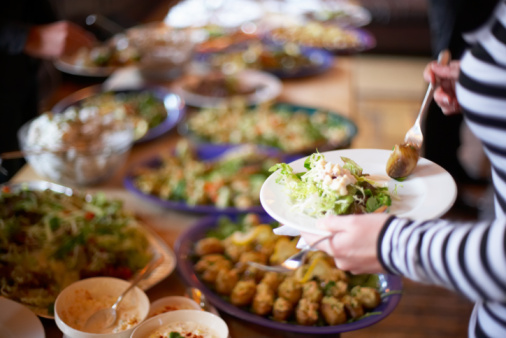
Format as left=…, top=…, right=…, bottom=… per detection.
left=270, top=152, right=392, bottom=217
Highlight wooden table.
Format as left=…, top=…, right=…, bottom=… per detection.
left=11, top=57, right=359, bottom=338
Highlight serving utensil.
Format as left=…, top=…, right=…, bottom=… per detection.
left=83, top=255, right=163, bottom=333
left=247, top=235, right=332, bottom=273
left=386, top=49, right=451, bottom=179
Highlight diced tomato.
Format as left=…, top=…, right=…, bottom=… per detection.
left=1, top=186, right=10, bottom=193
left=84, top=212, right=95, bottom=220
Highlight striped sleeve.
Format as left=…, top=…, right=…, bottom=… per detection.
left=378, top=217, right=506, bottom=303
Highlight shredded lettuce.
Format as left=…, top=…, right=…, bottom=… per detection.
left=270, top=153, right=392, bottom=216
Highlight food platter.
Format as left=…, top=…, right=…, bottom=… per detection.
left=54, top=22, right=196, bottom=78
left=260, top=149, right=458, bottom=236
left=124, top=143, right=287, bottom=214
left=193, top=43, right=334, bottom=79
left=262, top=46, right=334, bottom=79
left=171, top=69, right=282, bottom=108
left=0, top=298, right=45, bottom=338
left=52, top=85, right=185, bottom=143
left=179, top=102, right=358, bottom=155
left=175, top=214, right=403, bottom=334
left=0, top=181, right=176, bottom=318
left=266, top=26, right=376, bottom=54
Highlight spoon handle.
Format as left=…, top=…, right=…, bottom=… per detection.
left=112, top=255, right=163, bottom=311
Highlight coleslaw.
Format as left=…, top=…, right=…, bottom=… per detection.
left=270, top=153, right=391, bottom=216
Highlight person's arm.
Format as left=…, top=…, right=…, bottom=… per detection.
left=23, top=21, right=96, bottom=59
left=379, top=217, right=506, bottom=303
left=0, top=19, right=95, bottom=59
left=301, top=214, right=506, bottom=304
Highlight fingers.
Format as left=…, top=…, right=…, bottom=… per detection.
left=431, top=60, right=460, bottom=80
left=434, top=87, right=461, bottom=114
left=423, top=62, right=437, bottom=84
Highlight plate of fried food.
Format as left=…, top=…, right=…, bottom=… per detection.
left=175, top=213, right=403, bottom=334
left=0, top=181, right=176, bottom=318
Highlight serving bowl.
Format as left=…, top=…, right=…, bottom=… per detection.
left=18, top=110, right=135, bottom=186
left=54, top=277, right=150, bottom=338
left=148, top=296, right=202, bottom=318
left=131, top=310, right=228, bottom=338
left=52, top=85, right=186, bottom=143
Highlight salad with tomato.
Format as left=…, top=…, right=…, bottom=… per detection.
left=0, top=185, right=153, bottom=315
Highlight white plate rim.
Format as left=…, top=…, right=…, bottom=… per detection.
left=0, top=297, right=45, bottom=338
left=260, top=148, right=457, bottom=235
left=171, top=69, right=282, bottom=108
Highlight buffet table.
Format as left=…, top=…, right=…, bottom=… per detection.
left=11, top=57, right=360, bottom=338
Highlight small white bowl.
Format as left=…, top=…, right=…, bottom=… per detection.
left=54, top=277, right=150, bottom=338
left=131, top=310, right=229, bottom=338
left=148, top=296, right=201, bottom=318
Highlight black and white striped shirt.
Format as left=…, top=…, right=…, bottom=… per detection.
left=379, top=1, right=506, bottom=337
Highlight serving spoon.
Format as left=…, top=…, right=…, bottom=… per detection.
left=83, top=255, right=163, bottom=333
left=386, top=49, right=451, bottom=179
left=247, top=235, right=332, bottom=273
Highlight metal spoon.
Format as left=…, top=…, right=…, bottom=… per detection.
left=247, top=235, right=332, bottom=273
left=386, top=49, right=451, bottom=179
left=83, top=256, right=162, bottom=333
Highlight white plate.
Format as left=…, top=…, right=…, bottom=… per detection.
left=172, top=69, right=282, bottom=108
left=260, top=149, right=457, bottom=235
left=0, top=297, right=45, bottom=338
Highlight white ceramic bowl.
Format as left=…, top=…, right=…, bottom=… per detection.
left=54, top=277, right=150, bottom=338
left=131, top=310, right=228, bottom=338
left=148, top=296, right=201, bottom=318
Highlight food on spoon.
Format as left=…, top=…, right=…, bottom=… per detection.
left=385, top=143, right=420, bottom=179
left=270, top=153, right=392, bottom=217
left=191, top=214, right=384, bottom=326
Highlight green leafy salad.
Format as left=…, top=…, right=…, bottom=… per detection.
left=0, top=186, right=153, bottom=315
left=270, top=153, right=392, bottom=216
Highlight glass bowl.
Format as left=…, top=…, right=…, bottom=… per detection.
left=18, top=110, right=135, bottom=186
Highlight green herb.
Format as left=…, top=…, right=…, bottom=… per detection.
left=169, top=332, right=184, bottom=338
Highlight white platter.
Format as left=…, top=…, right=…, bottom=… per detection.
left=0, top=297, right=45, bottom=338
left=171, top=69, right=282, bottom=108
left=260, top=149, right=457, bottom=235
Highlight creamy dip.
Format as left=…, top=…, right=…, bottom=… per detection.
left=148, top=321, right=220, bottom=338
left=60, top=289, right=141, bottom=334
